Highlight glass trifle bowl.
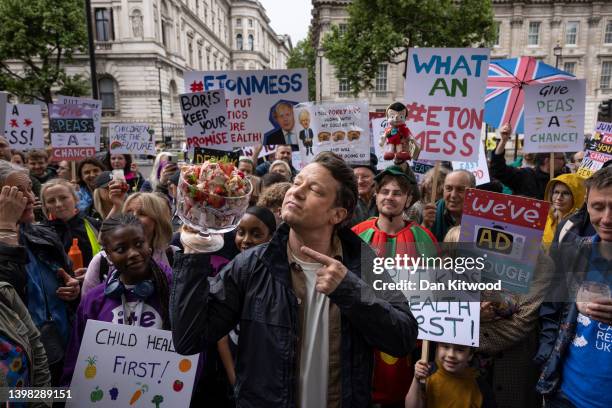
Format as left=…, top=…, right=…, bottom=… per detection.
left=176, top=160, right=252, bottom=252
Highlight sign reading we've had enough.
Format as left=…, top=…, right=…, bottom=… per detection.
left=67, top=320, right=198, bottom=408
left=49, top=104, right=97, bottom=161
left=180, top=89, right=230, bottom=150
left=404, top=48, right=490, bottom=162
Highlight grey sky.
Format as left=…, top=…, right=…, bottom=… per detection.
left=259, top=0, right=312, bottom=45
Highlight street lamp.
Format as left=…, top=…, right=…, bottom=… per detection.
left=155, top=60, right=165, bottom=144
left=317, top=48, right=324, bottom=103
left=553, top=44, right=563, bottom=69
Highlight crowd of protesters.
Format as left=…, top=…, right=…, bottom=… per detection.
left=0, top=119, right=610, bottom=408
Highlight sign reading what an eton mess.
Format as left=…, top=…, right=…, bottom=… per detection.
left=183, top=69, right=308, bottom=147
left=49, top=104, right=97, bottom=161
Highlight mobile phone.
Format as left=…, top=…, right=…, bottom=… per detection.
left=112, top=169, right=126, bottom=183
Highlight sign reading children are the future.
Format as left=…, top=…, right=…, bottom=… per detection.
left=524, top=79, right=585, bottom=153
left=49, top=104, right=97, bottom=161
left=67, top=320, right=198, bottom=408
left=109, top=123, right=156, bottom=156
left=294, top=101, right=370, bottom=165
left=180, top=89, right=230, bottom=150
left=404, top=48, right=490, bottom=162
left=459, top=189, right=550, bottom=293
left=4, top=104, right=44, bottom=150
left=183, top=69, right=308, bottom=147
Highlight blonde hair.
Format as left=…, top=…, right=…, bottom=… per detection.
left=443, top=226, right=461, bottom=243
left=93, top=187, right=112, bottom=219
left=149, top=152, right=172, bottom=191
left=269, top=160, right=292, bottom=178
left=298, top=109, right=310, bottom=121
left=122, top=192, right=173, bottom=251
left=40, top=178, right=78, bottom=218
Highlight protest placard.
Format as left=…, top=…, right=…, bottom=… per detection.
left=371, top=117, right=394, bottom=169
left=67, top=320, right=197, bottom=408
left=410, top=300, right=480, bottom=347
left=577, top=121, right=612, bottom=178
left=49, top=104, right=97, bottom=161
left=180, top=89, right=230, bottom=150
left=240, top=144, right=277, bottom=160
left=192, top=147, right=239, bottom=164
left=452, top=144, right=490, bottom=185
left=183, top=69, right=308, bottom=147
left=404, top=48, right=490, bottom=162
left=411, top=160, right=436, bottom=184
left=460, top=189, right=549, bottom=293
left=4, top=104, right=44, bottom=150
left=109, top=123, right=156, bottom=156
left=293, top=101, right=370, bottom=165
left=57, top=95, right=102, bottom=150
left=524, top=79, right=585, bottom=153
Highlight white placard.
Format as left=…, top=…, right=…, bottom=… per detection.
left=49, top=104, right=97, bottom=161
left=109, top=123, right=156, bottom=156
left=179, top=89, right=230, bottom=150
left=57, top=95, right=102, bottom=150
left=4, top=104, right=44, bottom=150
left=404, top=48, right=490, bottom=162
left=452, top=144, right=490, bottom=185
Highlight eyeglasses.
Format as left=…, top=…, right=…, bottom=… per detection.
left=552, top=191, right=572, bottom=197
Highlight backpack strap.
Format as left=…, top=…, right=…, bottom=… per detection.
left=99, top=253, right=110, bottom=284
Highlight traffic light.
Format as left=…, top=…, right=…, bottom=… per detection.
left=598, top=99, right=612, bottom=122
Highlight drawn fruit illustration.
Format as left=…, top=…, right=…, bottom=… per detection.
left=90, top=386, right=103, bottom=402
left=178, top=359, right=191, bottom=373
left=110, top=140, right=122, bottom=150
left=129, top=383, right=149, bottom=405
left=152, top=394, right=164, bottom=408
left=84, top=356, right=97, bottom=379
left=109, top=387, right=119, bottom=401
left=172, top=380, right=184, bottom=392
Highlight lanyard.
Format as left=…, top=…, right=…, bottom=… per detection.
left=121, top=294, right=144, bottom=326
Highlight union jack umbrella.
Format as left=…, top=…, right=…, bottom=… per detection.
left=484, top=57, right=575, bottom=134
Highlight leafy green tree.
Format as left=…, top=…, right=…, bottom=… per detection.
left=0, top=0, right=89, bottom=103
left=287, top=33, right=316, bottom=101
left=323, top=0, right=496, bottom=94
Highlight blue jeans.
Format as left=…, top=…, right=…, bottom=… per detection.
left=545, top=392, right=577, bottom=408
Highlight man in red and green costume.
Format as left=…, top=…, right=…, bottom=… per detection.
left=352, top=165, right=437, bottom=407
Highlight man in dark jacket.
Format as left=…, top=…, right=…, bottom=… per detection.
left=171, top=152, right=418, bottom=408
left=491, top=123, right=568, bottom=199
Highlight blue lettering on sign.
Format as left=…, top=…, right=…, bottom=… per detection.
left=412, top=54, right=488, bottom=77
left=202, top=73, right=304, bottom=95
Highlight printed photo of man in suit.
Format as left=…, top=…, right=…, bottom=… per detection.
left=263, top=101, right=296, bottom=145
left=298, top=109, right=314, bottom=156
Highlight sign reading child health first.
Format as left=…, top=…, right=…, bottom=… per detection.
left=67, top=320, right=198, bottom=408
left=184, top=69, right=308, bottom=147
left=524, top=79, right=585, bottom=153
left=404, top=48, right=490, bottom=162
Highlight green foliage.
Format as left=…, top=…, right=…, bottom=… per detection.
left=287, top=33, right=316, bottom=101
left=0, top=0, right=89, bottom=104
left=322, top=0, right=496, bottom=95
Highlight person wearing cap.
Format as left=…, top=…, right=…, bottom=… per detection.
left=352, top=165, right=437, bottom=407
left=350, top=154, right=379, bottom=227
left=91, top=171, right=115, bottom=221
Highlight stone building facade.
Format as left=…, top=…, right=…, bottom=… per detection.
left=311, top=0, right=612, bottom=134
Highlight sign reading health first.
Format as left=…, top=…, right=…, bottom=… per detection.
left=404, top=48, right=490, bottom=162
left=184, top=70, right=308, bottom=148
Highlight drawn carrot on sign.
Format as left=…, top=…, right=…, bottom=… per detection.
left=129, top=383, right=149, bottom=405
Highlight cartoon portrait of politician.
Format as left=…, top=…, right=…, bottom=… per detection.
left=298, top=109, right=314, bottom=156
left=263, top=101, right=298, bottom=146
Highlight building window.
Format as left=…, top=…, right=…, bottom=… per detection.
left=565, top=21, right=579, bottom=45
left=375, top=64, right=387, bottom=92
left=601, top=61, right=612, bottom=89
left=188, top=40, right=194, bottom=66
left=605, top=21, right=612, bottom=44
left=248, top=19, right=253, bottom=28
left=338, top=24, right=347, bottom=36
left=99, top=78, right=115, bottom=110
left=338, top=78, right=350, bottom=96
left=218, top=18, right=222, bottom=35
left=198, top=48, right=203, bottom=70
left=161, top=23, right=168, bottom=47
left=195, top=0, right=199, bottom=15
left=95, top=8, right=113, bottom=41
left=528, top=21, right=540, bottom=46
left=236, top=34, right=243, bottom=50
left=236, top=18, right=241, bottom=26
left=493, top=21, right=501, bottom=47
left=248, top=34, right=254, bottom=51
left=563, top=62, right=576, bottom=75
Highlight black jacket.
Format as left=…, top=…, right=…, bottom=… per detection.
left=171, top=223, right=418, bottom=408
left=263, top=127, right=289, bottom=145
left=44, top=214, right=101, bottom=267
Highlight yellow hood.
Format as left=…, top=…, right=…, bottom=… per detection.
left=544, top=173, right=586, bottom=216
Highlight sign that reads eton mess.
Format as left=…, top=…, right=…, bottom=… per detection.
left=183, top=69, right=308, bottom=147
left=180, top=89, right=230, bottom=151
left=49, top=104, right=97, bottom=161
left=404, top=48, right=490, bottom=162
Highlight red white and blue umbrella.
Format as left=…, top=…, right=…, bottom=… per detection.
left=485, top=57, right=575, bottom=134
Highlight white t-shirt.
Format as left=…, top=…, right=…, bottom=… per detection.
left=291, top=250, right=330, bottom=408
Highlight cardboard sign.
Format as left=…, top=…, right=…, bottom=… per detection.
left=524, top=79, right=585, bottom=153
left=459, top=189, right=549, bottom=293
left=293, top=101, right=370, bottom=165
left=577, top=122, right=612, bottom=178
left=183, top=70, right=308, bottom=147
left=452, top=145, right=490, bottom=186
left=411, top=300, right=480, bottom=347
left=109, top=123, right=156, bottom=156
left=57, top=95, right=102, bottom=150
left=67, top=320, right=197, bottom=408
left=180, top=89, right=230, bottom=150
left=404, top=48, right=490, bottom=162
left=4, top=104, right=44, bottom=150
left=240, top=144, right=277, bottom=159
left=49, top=104, right=97, bottom=161
left=192, top=147, right=239, bottom=164
left=411, top=160, right=436, bottom=184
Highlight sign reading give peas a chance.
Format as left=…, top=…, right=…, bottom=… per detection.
left=67, top=320, right=198, bottom=408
